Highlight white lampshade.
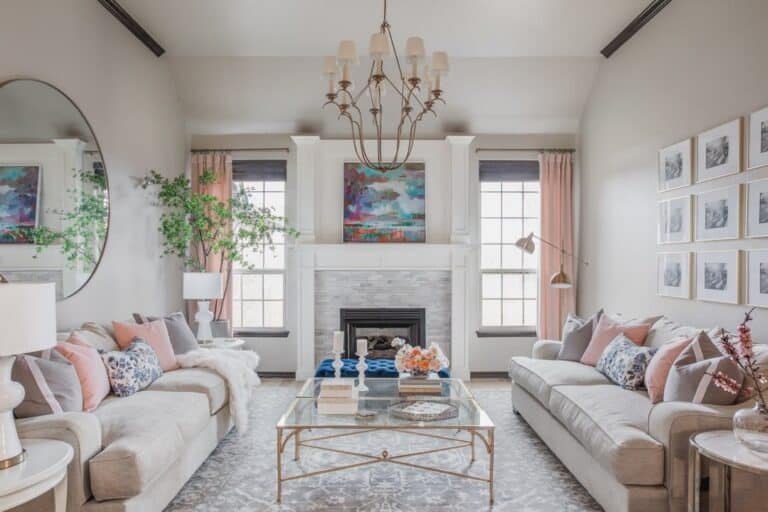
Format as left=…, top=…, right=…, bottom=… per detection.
left=431, top=51, right=449, bottom=75
left=368, top=32, right=390, bottom=60
left=405, top=37, right=426, bottom=63
left=0, top=282, right=56, bottom=356
left=322, top=56, right=337, bottom=77
left=183, top=272, right=223, bottom=300
left=336, top=40, right=359, bottom=64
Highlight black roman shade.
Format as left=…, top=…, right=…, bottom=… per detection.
left=479, top=160, right=539, bottom=182
left=232, top=160, right=287, bottom=182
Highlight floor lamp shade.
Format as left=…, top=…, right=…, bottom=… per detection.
left=183, top=272, right=224, bottom=300
left=0, top=282, right=57, bottom=355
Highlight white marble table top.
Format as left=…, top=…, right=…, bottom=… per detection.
left=691, top=430, right=768, bottom=475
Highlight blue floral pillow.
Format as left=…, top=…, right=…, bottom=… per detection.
left=596, top=335, right=657, bottom=390
left=101, top=337, right=163, bottom=397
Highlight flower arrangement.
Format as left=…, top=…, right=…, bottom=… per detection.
left=710, top=308, right=767, bottom=409
left=394, top=343, right=449, bottom=376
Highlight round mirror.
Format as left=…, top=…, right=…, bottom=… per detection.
left=0, top=79, right=109, bottom=300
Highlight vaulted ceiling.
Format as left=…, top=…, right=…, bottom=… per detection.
left=119, top=0, right=650, bottom=136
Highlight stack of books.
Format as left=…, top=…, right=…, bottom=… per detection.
left=317, top=379, right=358, bottom=415
left=398, top=374, right=443, bottom=396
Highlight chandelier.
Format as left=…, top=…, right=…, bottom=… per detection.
left=322, top=0, right=448, bottom=172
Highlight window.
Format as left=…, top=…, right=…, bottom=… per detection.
left=231, top=160, right=287, bottom=332
left=479, top=161, right=540, bottom=329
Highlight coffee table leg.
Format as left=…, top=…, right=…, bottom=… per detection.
left=489, top=429, right=495, bottom=505
left=295, top=429, right=301, bottom=461
left=723, top=464, right=731, bottom=512
left=470, top=430, right=476, bottom=462
left=688, top=443, right=700, bottom=512
left=276, top=427, right=283, bottom=503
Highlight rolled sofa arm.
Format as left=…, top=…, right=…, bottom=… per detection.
left=531, top=339, right=562, bottom=360
left=16, top=412, right=102, bottom=510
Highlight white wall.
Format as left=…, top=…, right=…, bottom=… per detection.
left=579, top=0, right=768, bottom=338
left=0, top=0, right=187, bottom=329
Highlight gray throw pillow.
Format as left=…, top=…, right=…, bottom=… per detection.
left=13, top=351, right=83, bottom=418
left=557, top=309, right=603, bottom=362
left=663, top=331, right=744, bottom=405
left=134, top=312, right=199, bottom=355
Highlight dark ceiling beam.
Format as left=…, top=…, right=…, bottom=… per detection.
left=601, top=0, right=671, bottom=58
left=98, top=0, right=165, bottom=57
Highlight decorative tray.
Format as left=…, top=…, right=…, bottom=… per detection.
left=388, top=400, right=459, bottom=422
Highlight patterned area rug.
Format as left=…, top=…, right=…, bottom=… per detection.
left=166, top=380, right=601, bottom=511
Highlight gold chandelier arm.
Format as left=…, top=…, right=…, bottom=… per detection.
left=346, top=107, right=376, bottom=169
left=384, top=24, right=407, bottom=99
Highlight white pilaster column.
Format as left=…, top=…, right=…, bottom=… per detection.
left=450, top=246, right=470, bottom=380
left=295, top=246, right=316, bottom=379
left=446, top=136, right=475, bottom=244
left=290, top=136, right=320, bottom=243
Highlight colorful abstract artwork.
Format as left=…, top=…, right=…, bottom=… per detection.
left=343, top=162, right=425, bottom=243
left=0, top=165, right=40, bottom=243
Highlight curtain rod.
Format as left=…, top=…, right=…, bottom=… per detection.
left=475, top=147, right=575, bottom=153
left=191, top=147, right=290, bottom=153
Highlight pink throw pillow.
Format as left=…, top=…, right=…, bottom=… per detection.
left=645, top=337, right=693, bottom=403
left=580, top=315, right=651, bottom=366
left=112, top=319, right=179, bottom=371
left=55, top=334, right=111, bottom=412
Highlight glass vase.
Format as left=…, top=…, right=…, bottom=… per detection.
left=733, top=403, right=768, bottom=456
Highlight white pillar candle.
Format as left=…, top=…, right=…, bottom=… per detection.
left=332, top=331, right=344, bottom=353
left=356, top=338, right=368, bottom=355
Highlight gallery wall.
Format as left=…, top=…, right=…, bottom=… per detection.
left=579, top=0, right=768, bottom=338
left=0, top=0, right=187, bottom=329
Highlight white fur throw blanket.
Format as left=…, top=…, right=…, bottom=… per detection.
left=175, top=349, right=260, bottom=432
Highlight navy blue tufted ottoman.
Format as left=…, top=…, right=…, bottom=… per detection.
left=315, top=358, right=450, bottom=378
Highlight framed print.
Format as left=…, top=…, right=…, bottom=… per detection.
left=696, top=251, right=740, bottom=304
left=343, top=162, right=426, bottom=242
left=748, top=105, right=768, bottom=169
left=694, top=185, right=741, bottom=241
left=658, top=138, right=692, bottom=191
left=0, top=164, right=41, bottom=243
left=658, top=196, right=691, bottom=244
left=658, top=252, right=692, bottom=299
left=746, top=178, right=768, bottom=238
left=747, top=250, right=768, bottom=308
left=696, top=119, right=742, bottom=182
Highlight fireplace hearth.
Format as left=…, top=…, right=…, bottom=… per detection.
left=340, top=308, right=426, bottom=359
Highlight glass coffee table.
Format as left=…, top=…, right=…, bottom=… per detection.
left=276, top=378, right=496, bottom=504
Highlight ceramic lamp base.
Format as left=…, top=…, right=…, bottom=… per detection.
left=194, top=300, right=214, bottom=342
left=0, top=356, right=25, bottom=469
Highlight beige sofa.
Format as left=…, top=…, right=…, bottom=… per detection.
left=509, top=318, right=766, bottom=512
left=12, top=367, right=232, bottom=512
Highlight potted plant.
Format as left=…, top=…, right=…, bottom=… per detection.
left=141, top=168, right=298, bottom=335
left=709, top=308, right=768, bottom=454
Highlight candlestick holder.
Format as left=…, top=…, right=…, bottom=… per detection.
left=331, top=349, right=343, bottom=380
left=355, top=352, right=369, bottom=392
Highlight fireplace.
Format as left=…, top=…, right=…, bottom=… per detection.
left=340, top=308, right=426, bottom=359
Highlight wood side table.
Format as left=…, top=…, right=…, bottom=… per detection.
left=0, top=439, right=73, bottom=512
left=688, top=430, right=768, bottom=511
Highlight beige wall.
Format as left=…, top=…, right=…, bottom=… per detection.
left=0, top=0, right=187, bottom=329
left=579, top=0, right=768, bottom=337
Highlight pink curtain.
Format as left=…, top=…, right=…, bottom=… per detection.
left=538, top=152, right=576, bottom=340
left=189, top=152, right=233, bottom=325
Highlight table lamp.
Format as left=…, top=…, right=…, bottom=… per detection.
left=183, top=272, right=223, bottom=343
left=0, top=281, right=56, bottom=469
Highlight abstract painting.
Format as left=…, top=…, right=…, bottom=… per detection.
left=0, top=165, right=40, bottom=243
left=343, top=162, right=425, bottom=243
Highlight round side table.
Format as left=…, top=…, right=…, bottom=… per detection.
left=200, top=337, right=245, bottom=350
left=0, top=439, right=73, bottom=512
left=688, top=430, right=768, bottom=511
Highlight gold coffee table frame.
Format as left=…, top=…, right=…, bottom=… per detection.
left=276, top=378, right=495, bottom=505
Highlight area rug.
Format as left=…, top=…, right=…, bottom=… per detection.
left=165, top=380, right=601, bottom=511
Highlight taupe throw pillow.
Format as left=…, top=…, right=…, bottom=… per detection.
left=557, top=309, right=603, bottom=362
left=13, top=351, right=83, bottom=418
left=663, top=331, right=744, bottom=405
left=134, top=312, right=199, bottom=355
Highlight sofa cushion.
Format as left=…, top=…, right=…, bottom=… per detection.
left=549, top=385, right=664, bottom=485
left=508, top=357, right=610, bottom=407
left=557, top=309, right=603, bottom=362
left=148, top=367, right=228, bottom=414
left=89, top=390, right=210, bottom=501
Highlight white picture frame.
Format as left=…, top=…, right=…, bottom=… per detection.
left=696, top=119, right=742, bottom=182
left=746, top=178, right=768, bottom=238
left=658, top=138, right=692, bottom=191
left=694, top=185, right=741, bottom=241
left=696, top=250, right=740, bottom=304
left=748, top=105, right=768, bottom=170
left=747, top=250, right=768, bottom=308
left=658, top=196, right=691, bottom=244
left=658, top=252, right=692, bottom=299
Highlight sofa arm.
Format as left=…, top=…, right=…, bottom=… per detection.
left=531, top=339, right=562, bottom=360
left=647, top=400, right=748, bottom=505
left=16, top=412, right=102, bottom=510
